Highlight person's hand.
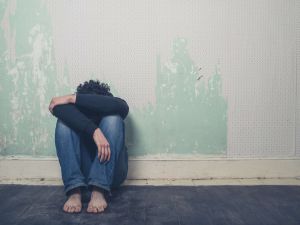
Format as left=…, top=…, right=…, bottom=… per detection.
left=48, top=94, right=76, bottom=114
left=93, top=128, right=111, bottom=163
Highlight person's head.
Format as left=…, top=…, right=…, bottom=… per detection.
left=75, top=79, right=113, bottom=96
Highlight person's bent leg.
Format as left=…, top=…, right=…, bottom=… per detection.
left=111, top=145, right=128, bottom=189
left=80, top=138, right=96, bottom=184
left=87, top=114, right=125, bottom=194
left=55, top=119, right=87, bottom=196
left=80, top=137, right=96, bottom=199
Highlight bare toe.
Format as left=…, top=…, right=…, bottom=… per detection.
left=96, top=206, right=102, bottom=212
left=87, top=205, right=92, bottom=213
left=87, top=205, right=94, bottom=213
left=65, top=205, right=70, bottom=213
left=63, top=193, right=82, bottom=213
left=87, top=188, right=108, bottom=213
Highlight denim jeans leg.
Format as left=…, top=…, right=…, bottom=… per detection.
left=80, top=138, right=96, bottom=185
left=111, top=145, right=129, bottom=189
left=87, top=115, right=126, bottom=194
left=55, top=119, right=87, bottom=196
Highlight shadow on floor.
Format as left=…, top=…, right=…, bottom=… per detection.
left=0, top=184, right=299, bottom=225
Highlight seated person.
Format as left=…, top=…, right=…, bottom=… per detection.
left=48, top=79, right=129, bottom=213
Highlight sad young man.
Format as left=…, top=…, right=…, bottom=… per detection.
left=48, top=79, right=129, bottom=213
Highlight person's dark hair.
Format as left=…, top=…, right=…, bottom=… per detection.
left=75, top=79, right=113, bottom=96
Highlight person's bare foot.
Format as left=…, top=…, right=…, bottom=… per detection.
left=63, top=187, right=82, bottom=213
left=87, top=186, right=108, bottom=213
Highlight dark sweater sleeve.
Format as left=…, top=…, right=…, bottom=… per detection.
left=52, top=103, right=98, bottom=137
left=74, top=94, right=129, bottom=119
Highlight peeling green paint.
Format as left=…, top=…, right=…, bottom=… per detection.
left=126, top=38, right=228, bottom=156
left=0, top=1, right=227, bottom=157
left=0, top=0, right=71, bottom=156
left=0, top=0, right=8, bottom=54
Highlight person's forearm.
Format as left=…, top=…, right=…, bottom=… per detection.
left=52, top=103, right=98, bottom=138
left=74, top=94, right=129, bottom=119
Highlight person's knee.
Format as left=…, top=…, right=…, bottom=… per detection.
left=100, top=114, right=124, bottom=131
left=55, top=119, right=72, bottom=135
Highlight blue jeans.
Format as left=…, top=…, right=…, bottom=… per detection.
left=55, top=114, right=128, bottom=197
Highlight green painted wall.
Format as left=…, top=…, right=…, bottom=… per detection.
left=126, top=38, right=227, bottom=156
left=0, top=0, right=72, bottom=156
left=0, top=0, right=227, bottom=157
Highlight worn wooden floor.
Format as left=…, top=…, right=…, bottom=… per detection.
left=0, top=184, right=299, bottom=225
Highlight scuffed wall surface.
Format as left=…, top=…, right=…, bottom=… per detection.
left=0, top=0, right=298, bottom=158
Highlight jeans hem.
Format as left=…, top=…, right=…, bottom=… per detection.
left=88, top=181, right=112, bottom=196
left=111, top=164, right=128, bottom=189
left=65, top=182, right=88, bottom=196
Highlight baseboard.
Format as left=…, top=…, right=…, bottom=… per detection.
left=1, top=156, right=300, bottom=181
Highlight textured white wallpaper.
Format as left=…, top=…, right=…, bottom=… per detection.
left=0, top=0, right=298, bottom=157
left=45, top=0, right=298, bottom=157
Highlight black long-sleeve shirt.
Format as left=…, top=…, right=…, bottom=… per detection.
left=52, top=94, right=129, bottom=139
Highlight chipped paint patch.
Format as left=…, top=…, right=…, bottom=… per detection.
left=126, top=38, right=228, bottom=156
left=0, top=0, right=71, bottom=156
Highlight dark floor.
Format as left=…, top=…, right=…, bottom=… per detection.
left=0, top=184, right=300, bottom=225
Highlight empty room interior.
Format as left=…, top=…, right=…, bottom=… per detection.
left=0, top=0, right=300, bottom=224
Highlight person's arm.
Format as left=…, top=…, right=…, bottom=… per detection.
left=72, top=94, right=129, bottom=119
left=52, top=103, right=98, bottom=138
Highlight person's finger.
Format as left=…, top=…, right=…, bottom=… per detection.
left=100, top=146, right=105, bottom=162
left=103, top=146, right=107, bottom=162
left=98, top=148, right=101, bottom=160
left=107, top=145, right=111, bottom=161
left=101, top=146, right=106, bottom=162
left=105, top=145, right=109, bottom=161
left=103, top=146, right=108, bottom=161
